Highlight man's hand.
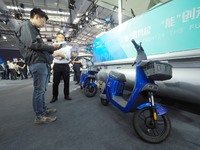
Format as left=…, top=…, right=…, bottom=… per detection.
left=59, top=54, right=65, bottom=59
left=53, top=44, right=60, bottom=50
left=53, top=52, right=65, bottom=59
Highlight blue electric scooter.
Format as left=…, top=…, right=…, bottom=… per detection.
left=100, top=39, right=172, bottom=143
left=80, top=58, right=99, bottom=97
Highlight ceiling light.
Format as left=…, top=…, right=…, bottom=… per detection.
left=2, top=36, right=7, bottom=40
left=3, top=20, right=7, bottom=24
left=94, top=18, right=102, bottom=23
left=95, top=25, right=102, bottom=28
left=90, top=21, right=98, bottom=25
left=96, top=32, right=106, bottom=38
left=73, top=17, right=80, bottom=24
left=77, top=13, right=82, bottom=17
left=54, top=27, right=61, bottom=31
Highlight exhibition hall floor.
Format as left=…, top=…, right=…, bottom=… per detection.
left=0, top=77, right=200, bottom=150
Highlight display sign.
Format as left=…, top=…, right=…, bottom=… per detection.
left=93, top=0, right=200, bottom=63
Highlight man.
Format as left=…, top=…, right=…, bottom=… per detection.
left=7, top=60, right=17, bottom=80
left=50, top=32, right=72, bottom=103
left=15, top=8, right=60, bottom=124
left=71, top=51, right=82, bottom=84
left=0, top=62, right=6, bottom=79
left=16, top=58, right=28, bottom=80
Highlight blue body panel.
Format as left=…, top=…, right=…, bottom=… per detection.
left=105, top=65, right=158, bottom=113
left=137, top=102, right=167, bottom=115
left=81, top=70, right=97, bottom=88
left=81, top=72, right=87, bottom=88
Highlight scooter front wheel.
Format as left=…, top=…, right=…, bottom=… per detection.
left=133, top=107, right=171, bottom=143
left=84, top=85, right=97, bottom=97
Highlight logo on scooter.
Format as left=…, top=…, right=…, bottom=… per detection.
left=107, top=81, right=111, bottom=87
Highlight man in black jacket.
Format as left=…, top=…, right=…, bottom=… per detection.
left=71, top=51, right=82, bottom=85
left=15, top=8, right=60, bottom=124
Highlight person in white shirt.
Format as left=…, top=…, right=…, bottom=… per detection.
left=7, top=60, right=17, bottom=80
left=50, top=32, right=72, bottom=103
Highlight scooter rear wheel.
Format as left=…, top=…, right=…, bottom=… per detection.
left=133, top=107, right=171, bottom=143
left=84, top=85, right=97, bottom=97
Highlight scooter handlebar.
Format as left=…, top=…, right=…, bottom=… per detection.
left=132, top=61, right=136, bottom=67
left=131, top=39, right=139, bottom=49
left=131, top=39, right=147, bottom=66
left=131, top=39, right=144, bottom=52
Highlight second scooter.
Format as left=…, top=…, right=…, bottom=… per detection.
left=80, top=58, right=99, bottom=97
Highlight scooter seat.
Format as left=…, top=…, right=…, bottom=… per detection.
left=87, top=74, right=96, bottom=78
left=109, top=71, right=126, bottom=82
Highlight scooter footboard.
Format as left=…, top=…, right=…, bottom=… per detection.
left=106, top=77, right=125, bottom=97
left=136, top=102, right=167, bottom=115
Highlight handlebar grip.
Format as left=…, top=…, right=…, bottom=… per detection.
left=131, top=39, right=136, bottom=44
left=131, top=39, right=140, bottom=49
left=132, top=61, right=136, bottom=66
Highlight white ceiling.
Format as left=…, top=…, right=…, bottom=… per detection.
left=0, top=0, right=170, bottom=50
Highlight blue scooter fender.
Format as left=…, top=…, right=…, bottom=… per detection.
left=136, top=102, right=167, bottom=115
left=87, top=82, right=97, bottom=87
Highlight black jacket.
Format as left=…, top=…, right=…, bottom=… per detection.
left=71, top=56, right=82, bottom=69
left=15, top=20, right=55, bottom=65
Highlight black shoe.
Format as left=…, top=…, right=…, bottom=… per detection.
left=64, top=96, right=72, bottom=100
left=50, top=97, right=58, bottom=103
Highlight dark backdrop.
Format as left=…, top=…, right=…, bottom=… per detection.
left=0, top=49, right=22, bottom=62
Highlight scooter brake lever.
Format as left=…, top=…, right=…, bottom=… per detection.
left=132, top=61, right=136, bottom=66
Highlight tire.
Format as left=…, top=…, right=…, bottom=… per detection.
left=101, top=98, right=109, bottom=106
left=133, top=107, right=171, bottom=143
left=84, top=85, right=97, bottom=97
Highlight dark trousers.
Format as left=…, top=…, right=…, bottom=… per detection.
left=5, top=69, right=9, bottom=79
left=19, top=68, right=27, bottom=79
left=52, top=63, right=70, bottom=98
left=73, top=66, right=81, bottom=83
left=9, top=69, right=17, bottom=80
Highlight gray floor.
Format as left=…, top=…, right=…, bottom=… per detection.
left=0, top=77, right=200, bottom=150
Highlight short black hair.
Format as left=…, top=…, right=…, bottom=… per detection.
left=30, top=8, right=49, bottom=21
left=56, top=32, right=65, bottom=37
